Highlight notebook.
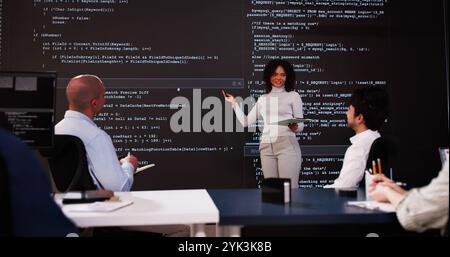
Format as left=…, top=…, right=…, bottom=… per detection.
left=64, top=200, right=133, bottom=212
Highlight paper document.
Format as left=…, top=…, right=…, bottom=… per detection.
left=65, top=200, right=133, bottom=212
left=135, top=163, right=155, bottom=174
left=64, top=192, right=83, bottom=199
left=347, top=201, right=395, bottom=212
left=270, top=118, right=312, bottom=126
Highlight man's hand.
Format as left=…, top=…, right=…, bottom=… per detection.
left=369, top=175, right=407, bottom=203
left=369, top=175, right=406, bottom=194
left=120, top=155, right=138, bottom=170
left=368, top=183, right=391, bottom=202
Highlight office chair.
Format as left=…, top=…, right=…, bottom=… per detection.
left=41, top=135, right=96, bottom=192
left=366, top=135, right=399, bottom=178
left=0, top=156, right=13, bottom=237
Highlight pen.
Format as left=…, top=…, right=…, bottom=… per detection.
left=127, top=152, right=131, bottom=158
left=377, top=158, right=382, bottom=175
left=135, top=163, right=156, bottom=174
left=372, top=160, right=377, bottom=175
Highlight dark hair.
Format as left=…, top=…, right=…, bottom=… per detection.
left=349, top=86, right=390, bottom=130
left=263, top=59, right=296, bottom=93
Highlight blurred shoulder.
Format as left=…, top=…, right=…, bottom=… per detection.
left=288, top=90, right=302, bottom=99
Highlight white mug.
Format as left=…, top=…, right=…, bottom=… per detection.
left=364, top=171, right=373, bottom=200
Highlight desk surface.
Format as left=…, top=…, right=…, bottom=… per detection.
left=57, top=189, right=219, bottom=228
left=208, top=188, right=397, bottom=226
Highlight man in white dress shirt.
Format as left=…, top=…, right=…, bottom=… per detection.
left=55, top=75, right=138, bottom=191
left=55, top=75, right=189, bottom=236
left=324, top=86, right=389, bottom=188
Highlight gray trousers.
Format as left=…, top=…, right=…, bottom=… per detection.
left=259, top=136, right=302, bottom=188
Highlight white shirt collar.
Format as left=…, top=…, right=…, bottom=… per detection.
left=64, top=110, right=97, bottom=127
left=349, top=129, right=379, bottom=145
left=270, top=86, right=286, bottom=93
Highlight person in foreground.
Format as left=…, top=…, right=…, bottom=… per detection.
left=369, top=160, right=449, bottom=235
left=0, top=128, right=77, bottom=236
left=55, top=74, right=138, bottom=191
left=324, top=86, right=389, bottom=188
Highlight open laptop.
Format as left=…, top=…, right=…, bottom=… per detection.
left=438, top=147, right=449, bottom=165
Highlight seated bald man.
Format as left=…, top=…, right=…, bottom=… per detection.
left=55, top=75, right=138, bottom=191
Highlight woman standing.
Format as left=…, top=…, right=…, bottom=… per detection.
left=223, top=59, right=304, bottom=188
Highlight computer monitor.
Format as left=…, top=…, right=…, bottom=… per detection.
left=0, top=71, right=56, bottom=149
left=439, top=147, right=449, bottom=165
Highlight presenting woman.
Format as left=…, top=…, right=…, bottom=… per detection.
left=223, top=59, right=304, bottom=188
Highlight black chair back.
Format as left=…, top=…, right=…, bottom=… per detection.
left=366, top=135, right=399, bottom=177
left=0, top=156, right=13, bottom=237
left=41, top=135, right=96, bottom=192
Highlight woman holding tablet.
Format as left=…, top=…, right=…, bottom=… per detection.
left=223, top=59, right=304, bottom=188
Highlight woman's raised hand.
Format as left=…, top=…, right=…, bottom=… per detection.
left=222, top=90, right=236, bottom=104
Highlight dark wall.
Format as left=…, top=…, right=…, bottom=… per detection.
left=388, top=0, right=449, bottom=186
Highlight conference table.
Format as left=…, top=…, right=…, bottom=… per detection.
left=208, top=188, right=397, bottom=236
left=56, top=189, right=219, bottom=237
left=56, top=188, right=398, bottom=237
